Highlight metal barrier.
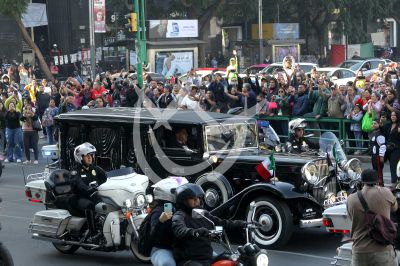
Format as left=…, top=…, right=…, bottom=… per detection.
left=255, top=115, right=369, bottom=153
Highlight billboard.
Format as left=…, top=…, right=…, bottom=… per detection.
left=93, top=0, right=106, bottom=33
left=272, top=44, right=300, bottom=63
left=155, top=51, right=193, bottom=78
left=273, top=23, right=299, bottom=40
left=251, top=23, right=299, bottom=40
left=149, top=20, right=198, bottom=39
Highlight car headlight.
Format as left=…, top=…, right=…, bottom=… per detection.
left=344, top=158, right=362, bottom=180
left=302, top=162, right=319, bottom=185
left=256, top=253, right=269, bottom=266
left=134, top=194, right=146, bottom=208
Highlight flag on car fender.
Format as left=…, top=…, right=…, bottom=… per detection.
left=256, top=154, right=275, bottom=181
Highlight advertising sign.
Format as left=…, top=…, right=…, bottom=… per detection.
left=93, top=0, right=106, bottom=33
left=272, top=44, right=300, bottom=63
left=273, top=23, right=299, bottom=40
left=149, top=20, right=198, bottom=39
left=251, top=23, right=299, bottom=40
left=155, top=51, right=193, bottom=77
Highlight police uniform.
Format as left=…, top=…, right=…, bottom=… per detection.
left=71, top=164, right=107, bottom=208
left=71, top=164, right=107, bottom=238
left=286, top=135, right=319, bottom=154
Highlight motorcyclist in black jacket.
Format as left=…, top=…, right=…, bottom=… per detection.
left=172, top=183, right=246, bottom=266
left=70, top=142, right=107, bottom=243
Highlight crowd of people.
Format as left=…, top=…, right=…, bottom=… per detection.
left=0, top=56, right=400, bottom=165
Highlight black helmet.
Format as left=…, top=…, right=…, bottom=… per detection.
left=45, top=169, right=72, bottom=195
left=175, top=183, right=205, bottom=213
left=361, top=169, right=378, bottom=185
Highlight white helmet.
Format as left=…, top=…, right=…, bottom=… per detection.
left=74, top=142, right=96, bottom=164
left=289, top=118, right=307, bottom=134
left=151, top=176, right=189, bottom=203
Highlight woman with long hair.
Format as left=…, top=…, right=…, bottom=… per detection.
left=21, top=101, right=40, bottom=164
left=383, top=110, right=400, bottom=189
left=4, top=102, right=22, bottom=163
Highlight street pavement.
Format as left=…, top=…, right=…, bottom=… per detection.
left=0, top=139, right=384, bottom=265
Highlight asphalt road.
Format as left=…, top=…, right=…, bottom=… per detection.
left=0, top=146, right=384, bottom=266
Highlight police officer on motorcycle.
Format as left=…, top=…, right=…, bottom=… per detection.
left=71, top=142, right=107, bottom=243
left=286, top=118, right=319, bottom=153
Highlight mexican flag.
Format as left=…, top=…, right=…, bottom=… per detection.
left=256, top=154, right=275, bottom=181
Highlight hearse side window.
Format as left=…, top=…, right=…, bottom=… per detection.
left=62, top=125, right=81, bottom=170
left=152, top=126, right=198, bottom=151
left=88, top=127, right=122, bottom=171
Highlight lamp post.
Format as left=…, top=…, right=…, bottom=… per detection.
left=88, top=0, right=96, bottom=81
left=258, top=0, right=263, bottom=64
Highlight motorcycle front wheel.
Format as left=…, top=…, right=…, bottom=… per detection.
left=130, top=238, right=151, bottom=264
left=0, top=243, right=13, bottom=266
left=52, top=242, right=80, bottom=254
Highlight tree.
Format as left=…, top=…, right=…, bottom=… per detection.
left=0, top=0, right=54, bottom=81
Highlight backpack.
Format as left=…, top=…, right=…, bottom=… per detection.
left=42, top=108, right=54, bottom=127
left=357, top=191, right=398, bottom=245
left=137, top=210, right=154, bottom=257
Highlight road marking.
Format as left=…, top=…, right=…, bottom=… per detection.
left=0, top=214, right=31, bottom=221
left=269, top=250, right=332, bottom=261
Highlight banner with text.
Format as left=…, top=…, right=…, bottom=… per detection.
left=149, top=20, right=198, bottom=39
left=94, top=0, right=106, bottom=33
left=155, top=51, right=193, bottom=77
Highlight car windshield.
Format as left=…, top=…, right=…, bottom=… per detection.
left=339, top=61, right=360, bottom=69
left=300, top=65, right=314, bottom=73
left=319, top=132, right=347, bottom=163
left=349, top=61, right=364, bottom=72
left=204, top=122, right=258, bottom=152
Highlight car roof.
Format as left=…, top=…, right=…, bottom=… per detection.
left=55, top=107, right=254, bottom=125
left=317, top=67, right=355, bottom=72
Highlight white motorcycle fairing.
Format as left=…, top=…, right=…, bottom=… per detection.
left=97, top=172, right=149, bottom=207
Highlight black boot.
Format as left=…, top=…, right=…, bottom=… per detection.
left=85, top=210, right=102, bottom=244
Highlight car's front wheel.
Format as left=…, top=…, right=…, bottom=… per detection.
left=246, top=196, right=293, bottom=249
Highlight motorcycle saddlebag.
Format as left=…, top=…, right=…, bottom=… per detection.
left=29, top=209, right=72, bottom=238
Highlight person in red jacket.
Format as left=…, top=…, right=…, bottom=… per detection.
left=90, top=81, right=108, bottom=100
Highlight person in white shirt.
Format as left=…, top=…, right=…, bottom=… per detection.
left=179, top=85, right=201, bottom=111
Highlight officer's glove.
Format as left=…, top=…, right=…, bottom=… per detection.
left=192, top=228, right=210, bottom=238
left=87, top=187, right=98, bottom=197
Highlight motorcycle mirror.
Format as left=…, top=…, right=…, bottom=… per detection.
left=192, top=209, right=215, bottom=227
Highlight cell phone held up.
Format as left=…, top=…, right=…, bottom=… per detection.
left=164, top=203, right=173, bottom=214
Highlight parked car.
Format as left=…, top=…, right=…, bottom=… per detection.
left=239, top=64, right=269, bottom=83
left=316, top=67, right=356, bottom=86
left=336, top=59, right=362, bottom=69
left=52, top=108, right=362, bottom=249
left=260, top=63, right=318, bottom=76
left=178, top=68, right=226, bottom=84
left=347, top=58, right=387, bottom=77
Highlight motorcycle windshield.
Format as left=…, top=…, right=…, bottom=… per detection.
left=319, top=132, right=347, bottom=163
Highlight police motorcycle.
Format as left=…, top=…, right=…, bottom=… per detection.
left=25, top=166, right=152, bottom=262
left=322, top=162, right=400, bottom=265
left=192, top=202, right=269, bottom=266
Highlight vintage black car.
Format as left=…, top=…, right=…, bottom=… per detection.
left=54, top=107, right=362, bottom=248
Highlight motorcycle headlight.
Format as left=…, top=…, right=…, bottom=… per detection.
left=256, top=253, right=269, bottom=266
left=301, top=162, right=319, bottom=185
left=134, top=194, right=146, bottom=208
left=344, top=158, right=362, bottom=180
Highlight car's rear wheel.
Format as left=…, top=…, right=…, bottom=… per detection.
left=246, top=196, right=293, bottom=249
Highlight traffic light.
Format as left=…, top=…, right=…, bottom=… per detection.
left=124, top=12, right=137, bottom=32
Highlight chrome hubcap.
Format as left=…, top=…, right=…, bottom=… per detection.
left=205, top=188, right=219, bottom=208
left=258, top=214, right=274, bottom=231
